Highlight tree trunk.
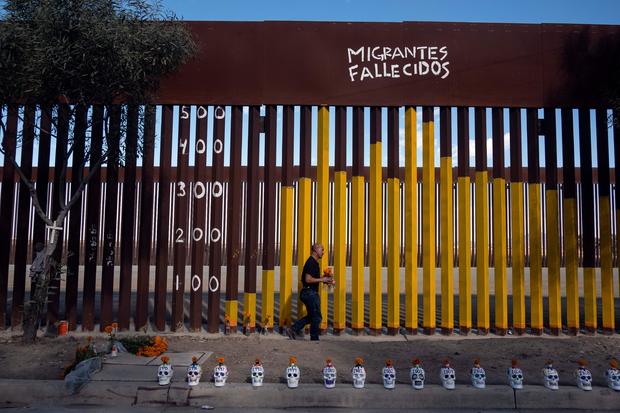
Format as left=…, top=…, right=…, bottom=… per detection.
left=22, top=219, right=62, bottom=344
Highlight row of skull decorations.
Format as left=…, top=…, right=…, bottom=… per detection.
left=158, top=356, right=620, bottom=391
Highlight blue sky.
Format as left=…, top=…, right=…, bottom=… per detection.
left=160, top=0, right=620, bottom=25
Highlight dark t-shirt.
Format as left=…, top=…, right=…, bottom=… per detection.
left=301, top=256, right=321, bottom=292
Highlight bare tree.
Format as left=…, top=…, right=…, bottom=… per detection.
left=0, top=0, right=196, bottom=342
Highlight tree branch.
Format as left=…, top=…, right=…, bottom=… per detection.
left=0, top=145, right=53, bottom=227
left=63, top=148, right=108, bottom=214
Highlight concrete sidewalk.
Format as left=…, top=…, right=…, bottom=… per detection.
left=1, top=379, right=619, bottom=410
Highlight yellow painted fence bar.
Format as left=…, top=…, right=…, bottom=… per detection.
left=351, top=176, right=365, bottom=331
left=440, top=156, right=453, bottom=333
left=279, top=186, right=294, bottom=329
left=422, top=108, right=435, bottom=334
left=529, top=184, right=543, bottom=335
left=511, top=182, right=526, bottom=333
left=600, top=197, right=615, bottom=333
left=493, top=177, right=507, bottom=333
left=296, top=177, right=311, bottom=320
left=404, top=107, right=418, bottom=333
left=369, top=107, right=383, bottom=334
left=458, top=177, right=471, bottom=333
left=261, top=269, right=274, bottom=329
left=475, top=170, right=489, bottom=333
left=546, top=190, right=561, bottom=334
left=243, top=292, right=256, bottom=330
left=317, top=106, right=329, bottom=331
left=387, top=177, right=400, bottom=333
left=564, top=198, right=580, bottom=333
left=333, top=171, right=347, bottom=331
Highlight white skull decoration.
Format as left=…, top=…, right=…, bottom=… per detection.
left=323, top=358, right=337, bottom=388
left=213, top=358, right=229, bottom=387
left=186, top=356, right=202, bottom=387
left=158, top=357, right=173, bottom=386
left=440, top=360, right=456, bottom=390
left=605, top=359, right=620, bottom=391
left=575, top=359, right=592, bottom=391
left=382, top=360, right=396, bottom=389
left=410, top=359, right=425, bottom=390
left=470, top=359, right=486, bottom=389
left=352, top=358, right=366, bottom=389
left=286, top=357, right=300, bottom=388
left=251, top=359, right=265, bottom=387
left=542, top=361, right=559, bottom=391
left=507, top=359, right=524, bottom=389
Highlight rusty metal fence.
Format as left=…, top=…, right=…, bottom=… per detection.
left=0, top=104, right=618, bottom=336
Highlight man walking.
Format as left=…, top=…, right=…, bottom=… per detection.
left=287, top=243, right=333, bottom=341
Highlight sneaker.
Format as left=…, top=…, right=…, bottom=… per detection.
left=286, top=327, right=297, bottom=340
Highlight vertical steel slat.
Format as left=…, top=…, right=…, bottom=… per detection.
left=187, top=106, right=207, bottom=331
left=333, top=105, right=347, bottom=334
left=492, top=107, right=508, bottom=335
left=422, top=106, right=436, bottom=334
left=439, top=106, right=453, bottom=334
left=386, top=106, right=401, bottom=335
left=0, top=105, right=17, bottom=328
left=261, top=105, right=277, bottom=330
left=242, top=106, right=260, bottom=331
left=278, top=105, right=295, bottom=332
left=154, top=105, right=173, bottom=331
left=11, top=105, right=35, bottom=328
left=510, top=108, right=526, bottom=333
left=100, top=106, right=121, bottom=330
left=224, top=106, right=243, bottom=331
left=206, top=106, right=225, bottom=332
left=295, top=106, right=312, bottom=323
left=369, top=106, right=382, bottom=335
left=82, top=106, right=103, bottom=331
left=31, top=106, right=52, bottom=300
left=47, top=105, right=69, bottom=331
left=117, top=105, right=138, bottom=330
left=64, top=105, right=86, bottom=330
left=579, top=108, right=597, bottom=333
left=526, top=108, right=542, bottom=335
left=457, top=106, right=471, bottom=334
left=474, top=106, right=489, bottom=334
left=172, top=105, right=191, bottom=330
left=544, top=108, right=561, bottom=335
left=135, top=105, right=155, bottom=330
left=351, top=106, right=365, bottom=333
left=596, top=108, right=614, bottom=333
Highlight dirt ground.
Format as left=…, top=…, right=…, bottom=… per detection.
left=0, top=332, right=619, bottom=387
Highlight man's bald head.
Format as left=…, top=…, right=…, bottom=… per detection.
left=311, top=243, right=324, bottom=259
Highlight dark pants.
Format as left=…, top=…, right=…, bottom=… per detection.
left=292, top=288, right=322, bottom=340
